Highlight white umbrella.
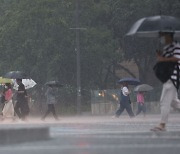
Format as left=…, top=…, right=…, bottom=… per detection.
left=134, top=84, right=153, bottom=92
left=13, top=79, right=37, bottom=90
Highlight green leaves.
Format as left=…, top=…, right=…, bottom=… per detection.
left=0, top=0, right=179, bottom=90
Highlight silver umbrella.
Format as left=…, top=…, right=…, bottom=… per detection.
left=134, top=84, right=153, bottom=92
left=126, top=15, right=180, bottom=38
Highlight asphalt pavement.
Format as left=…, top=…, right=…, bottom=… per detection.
left=0, top=114, right=180, bottom=154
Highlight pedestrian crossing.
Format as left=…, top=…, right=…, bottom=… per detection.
left=1, top=118, right=180, bottom=154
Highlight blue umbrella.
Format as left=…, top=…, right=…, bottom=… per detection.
left=118, top=77, right=140, bottom=85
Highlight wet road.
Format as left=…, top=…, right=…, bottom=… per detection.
left=0, top=114, right=180, bottom=154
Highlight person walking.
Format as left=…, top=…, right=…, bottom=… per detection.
left=14, top=79, right=29, bottom=121
left=2, top=83, right=15, bottom=121
left=114, top=82, right=135, bottom=118
left=151, top=32, right=180, bottom=131
left=136, top=91, right=146, bottom=117
left=41, top=85, right=59, bottom=121
left=0, top=85, right=6, bottom=116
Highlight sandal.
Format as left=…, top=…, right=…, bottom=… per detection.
left=150, top=126, right=166, bottom=132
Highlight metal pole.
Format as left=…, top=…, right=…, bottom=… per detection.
left=75, top=0, right=81, bottom=114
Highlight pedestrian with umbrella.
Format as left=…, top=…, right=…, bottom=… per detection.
left=41, top=81, right=61, bottom=121
left=126, top=15, right=180, bottom=131
left=4, top=71, right=30, bottom=121
left=134, top=84, right=153, bottom=117
left=14, top=79, right=30, bottom=121
left=113, top=78, right=139, bottom=118
left=151, top=32, right=180, bottom=131
left=135, top=91, right=146, bottom=117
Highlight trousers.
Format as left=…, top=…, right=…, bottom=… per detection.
left=115, top=102, right=135, bottom=118
left=42, top=104, right=58, bottom=120
left=160, top=80, right=180, bottom=123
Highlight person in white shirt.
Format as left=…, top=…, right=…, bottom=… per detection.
left=151, top=32, right=180, bottom=131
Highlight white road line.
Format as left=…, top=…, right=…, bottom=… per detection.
left=50, top=128, right=180, bottom=137
left=51, top=133, right=180, bottom=139
left=1, top=144, right=180, bottom=151
left=50, top=127, right=149, bottom=133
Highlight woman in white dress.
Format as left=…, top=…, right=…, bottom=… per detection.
left=2, top=83, right=14, bottom=120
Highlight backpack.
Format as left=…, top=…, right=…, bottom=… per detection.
left=153, top=61, right=178, bottom=83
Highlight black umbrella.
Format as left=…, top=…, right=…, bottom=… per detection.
left=45, top=81, right=63, bottom=87
left=118, top=77, right=140, bottom=85
left=4, top=71, right=30, bottom=79
left=126, top=15, right=180, bottom=37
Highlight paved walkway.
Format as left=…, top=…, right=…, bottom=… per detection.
left=0, top=114, right=180, bottom=154
left=1, top=113, right=180, bottom=132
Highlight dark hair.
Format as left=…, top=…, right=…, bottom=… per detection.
left=159, top=32, right=174, bottom=38
left=16, top=78, right=22, bottom=82
left=5, top=83, right=11, bottom=89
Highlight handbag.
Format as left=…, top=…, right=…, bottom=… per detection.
left=153, top=61, right=177, bottom=83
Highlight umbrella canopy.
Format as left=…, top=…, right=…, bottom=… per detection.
left=0, top=77, right=12, bottom=84
left=118, top=77, right=140, bottom=85
left=126, top=15, right=180, bottom=37
left=13, top=79, right=37, bottom=90
left=134, top=84, right=153, bottom=92
left=45, top=81, right=63, bottom=87
left=4, top=71, right=30, bottom=79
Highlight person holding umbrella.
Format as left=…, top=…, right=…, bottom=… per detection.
left=126, top=15, right=180, bottom=131
left=14, top=79, right=29, bottom=121
left=135, top=91, right=146, bottom=117
left=41, top=85, right=59, bottom=121
left=114, top=82, right=135, bottom=118
left=134, top=84, right=153, bottom=117
left=151, top=32, right=180, bottom=131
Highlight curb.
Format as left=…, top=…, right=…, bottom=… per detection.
left=0, top=126, right=50, bottom=145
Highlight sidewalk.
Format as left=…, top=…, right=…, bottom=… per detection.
left=0, top=114, right=180, bottom=154
left=0, top=113, right=180, bottom=145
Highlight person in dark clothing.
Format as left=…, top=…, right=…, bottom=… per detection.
left=41, top=86, right=58, bottom=121
left=0, top=85, right=6, bottom=112
left=14, top=79, right=29, bottom=121
left=114, top=82, right=135, bottom=118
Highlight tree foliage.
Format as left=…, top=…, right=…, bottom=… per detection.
left=0, top=0, right=179, bottom=110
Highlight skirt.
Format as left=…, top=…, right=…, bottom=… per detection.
left=2, top=99, right=14, bottom=118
